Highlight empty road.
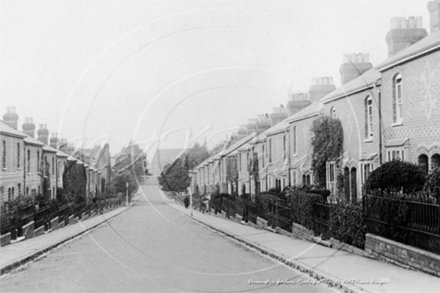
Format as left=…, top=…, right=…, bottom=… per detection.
left=1, top=185, right=337, bottom=292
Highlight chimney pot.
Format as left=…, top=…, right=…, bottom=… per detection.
left=386, top=17, right=427, bottom=56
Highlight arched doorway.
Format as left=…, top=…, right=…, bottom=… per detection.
left=350, top=167, right=357, bottom=204
left=431, top=154, right=440, bottom=170
left=418, top=154, right=429, bottom=173
left=344, top=167, right=350, bottom=202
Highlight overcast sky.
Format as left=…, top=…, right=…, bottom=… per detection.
left=0, top=0, right=429, bottom=160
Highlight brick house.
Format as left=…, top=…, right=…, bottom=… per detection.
left=287, top=101, right=323, bottom=188
left=0, top=120, right=26, bottom=205
left=320, top=54, right=380, bottom=201
left=375, top=19, right=440, bottom=172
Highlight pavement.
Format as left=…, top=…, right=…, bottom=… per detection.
left=157, top=190, right=440, bottom=293
left=0, top=203, right=130, bottom=275
left=1, top=187, right=439, bottom=293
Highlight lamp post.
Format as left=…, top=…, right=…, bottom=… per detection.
left=190, top=191, right=193, bottom=216
left=126, top=182, right=129, bottom=206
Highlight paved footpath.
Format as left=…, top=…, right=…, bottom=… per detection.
left=0, top=204, right=129, bottom=274
left=159, top=190, right=440, bottom=293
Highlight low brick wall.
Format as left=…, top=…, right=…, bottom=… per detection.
left=256, top=217, right=268, bottom=228
left=330, top=238, right=366, bottom=257
left=365, top=233, right=440, bottom=277
left=276, top=227, right=294, bottom=238
left=50, top=217, right=59, bottom=231
left=0, top=233, right=11, bottom=247
left=22, top=221, right=35, bottom=239
left=58, top=220, right=65, bottom=229
left=68, top=215, right=74, bottom=225
left=34, top=225, right=45, bottom=237
left=70, top=218, right=79, bottom=225
left=236, top=214, right=243, bottom=223
left=291, top=222, right=314, bottom=242
left=247, top=221, right=258, bottom=229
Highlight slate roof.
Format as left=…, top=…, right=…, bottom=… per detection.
left=0, top=120, right=27, bottom=138
left=376, top=30, right=440, bottom=71
left=319, top=69, right=380, bottom=104
left=220, top=133, right=255, bottom=158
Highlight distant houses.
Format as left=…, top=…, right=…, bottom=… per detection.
left=189, top=3, right=440, bottom=203
left=1, top=109, right=111, bottom=208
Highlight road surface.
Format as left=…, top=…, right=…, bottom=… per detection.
left=1, top=185, right=337, bottom=292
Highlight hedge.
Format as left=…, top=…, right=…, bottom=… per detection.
left=287, top=189, right=322, bottom=230
left=330, top=202, right=366, bottom=249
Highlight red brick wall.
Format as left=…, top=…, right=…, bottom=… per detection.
left=380, top=50, right=440, bottom=167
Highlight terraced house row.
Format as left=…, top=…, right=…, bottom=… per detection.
left=189, top=1, right=440, bottom=203
left=0, top=108, right=111, bottom=208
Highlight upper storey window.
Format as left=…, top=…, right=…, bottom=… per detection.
left=365, top=96, right=373, bottom=139
left=330, top=107, right=336, bottom=118
left=393, top=73, right=403, bottom=124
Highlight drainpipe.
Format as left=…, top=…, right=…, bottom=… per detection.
left=374, top=79, right=383, bottom=165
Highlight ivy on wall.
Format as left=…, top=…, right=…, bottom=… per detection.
left=310, top=116, right=344, bottom=188
left=225, top=156, right=238, bottom=194
left=250, top=152, right=260, bottom=196
left=62, top=161, right=87, bottom=202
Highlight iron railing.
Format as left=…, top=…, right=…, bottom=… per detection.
left=363, top=195, right=440, bottom=254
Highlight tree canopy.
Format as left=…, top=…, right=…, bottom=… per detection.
left=158, top=142, right=210, bottom=192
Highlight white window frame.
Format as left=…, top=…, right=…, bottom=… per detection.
left=330, top=107, right=336, bottom=119
left=394, top=73, right=403, bottom=124
left=293, top=126, right=297, bottom=155
left=283, top=135, right=287, bottom=160
left=360, top=162, right=373, bottom=186
left=366, top=96, right=373, bottom=139
left=326, top=161, right=336, bottom=195
left=386, top=147, right=405, bottom=162
left=269, top=139, right=272, bottom=164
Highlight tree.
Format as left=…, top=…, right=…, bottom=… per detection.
left=157, top=142, right=210, bottom=192
left=62, top=161, right=87, bottom=203
left=158, top=158, right=189, bottom=192
left=310, top=116, right=344, bottom=188
left=109, top=170, right=138, bottom=197
left=112, top=141, right=147, bottom=191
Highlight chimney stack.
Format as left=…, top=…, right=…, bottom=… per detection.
left=22, top=117, right=36, bottom=137
left=50, top=133, right=59, bottom=149
left=386, top=17, right=427, bottom=56
left=308, top=77, right=336, bottom=102
left=67, top=143, right=75, bottom=154
left=269, top=105, right=288, bottom=126
left=59, top=138, right=68, bottom=152
left=287, top=92, right=311, bottom=116
left=3, top=107, right=19, bottom=130
left=255, top=114, right=271, bottom=133
left=428, top=0, right=440, bottom=33
left=37, top=124, right=49, bottom=145
left=339, top=53, right=373, bottom=85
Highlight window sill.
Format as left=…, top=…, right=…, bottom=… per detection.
left=363, top=138, right=373, bottom=143
left=392, top=121, right=403, bottom=127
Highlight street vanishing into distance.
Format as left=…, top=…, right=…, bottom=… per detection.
left=0, top=185, right=337, bottom=293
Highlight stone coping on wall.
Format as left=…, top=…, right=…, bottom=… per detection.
left=365, top=233, right=440, bottom=277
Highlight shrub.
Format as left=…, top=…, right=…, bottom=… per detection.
left=330, top=202, right=366, bottom=249
left=364, top=160, right=426, bottom=194
left=255, top=193, right=279, bottom=219
left=288, top=189, right=323, bottom=230
left=423, top=167, right=440, bottom=200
